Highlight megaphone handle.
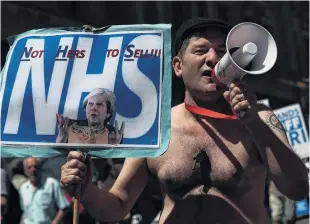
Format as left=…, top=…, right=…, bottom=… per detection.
left=238, top=110, right=246, bottom=119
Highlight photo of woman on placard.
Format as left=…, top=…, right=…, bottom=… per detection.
left=56, top=88, right=125, bottom=145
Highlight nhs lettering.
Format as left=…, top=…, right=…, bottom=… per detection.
left=1, top=31, right=163, bottom=147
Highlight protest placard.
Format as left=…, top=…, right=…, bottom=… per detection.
left=274, top=104, right=309, bottom=158
left=0, top=24, right=172, bottom=158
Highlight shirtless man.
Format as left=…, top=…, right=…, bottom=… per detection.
left=60, top=18, right=309, bottom=224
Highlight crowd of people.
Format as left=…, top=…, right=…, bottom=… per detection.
left=1, top=156, right=308, bottom=224
left=0, top=157, right=164, bottom=224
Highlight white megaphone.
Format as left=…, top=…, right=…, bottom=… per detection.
left=211, top=22, right=277, bottom=86
left=211, top=22, right=277, bottom=117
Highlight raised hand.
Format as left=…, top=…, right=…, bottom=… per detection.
left=223, top=80, right=257, bottom=119
left=109, top=120, right=125, bottom=144
left=56, top=114, right=69, bottom=143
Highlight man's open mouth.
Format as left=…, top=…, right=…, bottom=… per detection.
left=202, top=71, right=214, bottom=83
left=202, top=70, right=211, bottom=77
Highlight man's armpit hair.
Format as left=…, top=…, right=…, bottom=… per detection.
left=265, top=113, right=286, bottom=133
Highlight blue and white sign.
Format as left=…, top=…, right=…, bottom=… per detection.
left=274, top=104, right=309, bottom=158
left=0, top=24, right=172, bottom=158
left=295, top=199, right=309, bottom=217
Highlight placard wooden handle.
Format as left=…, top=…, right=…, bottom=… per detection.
left=73, top=184, right=81, bottom=224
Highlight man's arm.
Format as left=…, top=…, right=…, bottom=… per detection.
left=1, top=196, right=8, bottom=217
left=52, top=209, right=65, bottom=224
left=1, top=169, right=9, bottom=217
left=52, top=179, right=70, bottom=224
left=243, top=105, right=308, bottom=201
left=61, top=153, right=150, bottom=223
left=226, top=81, right=308, bottom=201
left=81, top=158, right=149, bottom=222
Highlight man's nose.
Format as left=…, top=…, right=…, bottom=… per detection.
left=205, top=48, right=219, bottom=68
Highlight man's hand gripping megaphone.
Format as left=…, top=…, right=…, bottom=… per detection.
left=211, top=41, right=259, bottom=119
left=223, top=80, right=258, bottom=121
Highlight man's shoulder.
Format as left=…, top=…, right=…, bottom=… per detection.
left=123, top=158, right=147, bottom=172
left=171, top=103, right=185, bottom=120
left=45, top=177, right=59, bottom=185
left=42, top=177, right=62, bottom=194
left=171, top=103, right=188, bottom=128
left=171, top=103, right=184, bottom=113
left=19, top=180, right=30, bottom=192
left=12, top=174, right=28, bottom=191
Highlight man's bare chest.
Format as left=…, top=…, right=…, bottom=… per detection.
left=147, top=122, right=265, bottom=197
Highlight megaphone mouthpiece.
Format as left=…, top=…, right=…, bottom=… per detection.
left=242, top=42, right=257, bottom=55
left=231, top=42, right=257, bottom=69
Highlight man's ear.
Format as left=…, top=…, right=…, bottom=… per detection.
left=172, top=56, right=183, bottom=78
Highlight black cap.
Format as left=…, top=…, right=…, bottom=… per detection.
left=174, top=17, right=233, bottom=56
